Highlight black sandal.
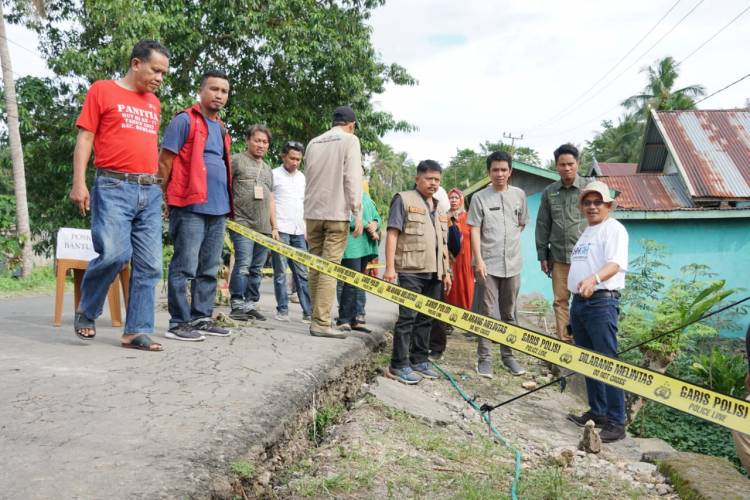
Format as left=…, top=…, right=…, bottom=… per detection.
left=74, top=312, right=96, bottom=340
left=121, top=334, right=163, bottom=352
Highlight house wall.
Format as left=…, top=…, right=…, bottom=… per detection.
left=511, top=171, right=553, bottom=196
left=519, top=192, right=750, bottom=337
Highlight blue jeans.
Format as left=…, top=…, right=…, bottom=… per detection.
left=570, top=295, right=626, bottom=425
left=78, top=175, right=162, bottom=334
left=229, top=230, right=269, bottom=310
left=167, top=208, right=226, bottom=327
left=337, top=256, right=370, bottom=325
left=271, top=232, right=311, bottom=315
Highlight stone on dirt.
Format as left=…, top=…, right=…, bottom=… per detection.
left=634, top=437, right=676, bottom=463
left=368, top=376, right=453, bottom=425
left=578, top=420, right=602, bottom=454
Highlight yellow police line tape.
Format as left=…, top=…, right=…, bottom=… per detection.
left=260, top=262, right=384, bottom=276
left=226, top=220, right=750, bottom=434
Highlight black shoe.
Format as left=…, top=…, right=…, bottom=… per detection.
left=193, top=319, right=231, bottom=337
left=567, top=411, right=608, bottom=428
left=600, top=422, right=626, bottom=443
left=246, top=309, right=266, bottom=321
left=165, top=324, right=205, bottom=342
left=230, top=308, right=251, bottom=321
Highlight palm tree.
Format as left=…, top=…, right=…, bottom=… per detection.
left=0, top=0, right=45, bottom=276
left=622, top=56, right=706, bottom=115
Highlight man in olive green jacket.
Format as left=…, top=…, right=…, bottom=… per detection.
left=534, top=144, right=588, bottom=342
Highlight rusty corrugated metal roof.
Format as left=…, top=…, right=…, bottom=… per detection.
left=653, top=109, right=750, bottom=200
left=598, top=163, right=638, bottom=176
left=601, top=174, right=694, bottom=211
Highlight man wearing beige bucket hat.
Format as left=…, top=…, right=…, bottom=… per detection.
left=566, top=180, right=629, bottom=443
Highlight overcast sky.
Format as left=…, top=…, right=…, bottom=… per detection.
left=369, top=0, right=750, bottom=165
left=4, top=1, right=749, bottom=166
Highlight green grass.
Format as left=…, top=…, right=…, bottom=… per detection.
left=0, top=265, right=58, bottom=297
left=309, top=403, right=345, bottom=443
left=229, top=460, right=255, bottom=481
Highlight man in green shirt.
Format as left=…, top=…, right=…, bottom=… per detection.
left=534, top=144, right=588, bottom=342
left=229, top=124, right=278, bottom=321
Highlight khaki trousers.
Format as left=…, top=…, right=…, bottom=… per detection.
left=305, top=219, right=349, bottom=329
left=551, top=261, right=573, bottom=342
left=475, top=272, right=519, bottom=361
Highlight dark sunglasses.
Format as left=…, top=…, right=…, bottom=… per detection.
left=581, top=199, right=606, bottom=207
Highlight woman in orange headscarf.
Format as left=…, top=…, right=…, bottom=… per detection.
left=430, top=188, right=474, bottom=359
left=445, top=188, right=473, bottom=310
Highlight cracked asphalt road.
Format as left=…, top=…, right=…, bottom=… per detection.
left=0, top=281, right=395, bottom=499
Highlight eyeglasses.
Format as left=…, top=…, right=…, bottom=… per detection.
left=581, top=199, right=606, bottom=207
left=283, top=141, right=305, bottom=153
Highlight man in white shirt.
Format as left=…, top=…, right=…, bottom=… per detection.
left=565, top=180, right=629, bottom=444
left=271, top=141, right=311, bottom=323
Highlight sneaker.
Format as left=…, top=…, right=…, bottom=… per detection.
left=412, top=362, right=439, bottom=379
left=600, top=422, right=626, bottom=443
left=289, top=292, right=300, bottom=304
left=193, top=319, right=230, bottom=337
left=502, top=356, right=526, bottom=376
left=246, top=309, right=266, bottom=321
left=275, top=312, right=290, bottom=322
left=309, top=326, right=347, bottom=339
left=476, top=359, right=494, bottom=379
left=337, top=323, right=352, bottom=331
left=429, top=351, right=443, bottom=361
left=389, top=366, right=422, bottom=385
left=165, top=324, right=205, bottom=342
left=230, top=308, right=251, bottom=321
left=301, top=314, right=311, bottom=324
left=567, top=411, right=608, bottom=428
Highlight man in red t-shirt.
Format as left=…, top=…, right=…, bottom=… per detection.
left=69, top=39, right=170, bottom=352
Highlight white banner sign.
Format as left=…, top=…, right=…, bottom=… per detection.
left=56, top=228, right=99, bottom=261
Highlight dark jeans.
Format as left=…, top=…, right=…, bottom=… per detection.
left=570, top=295, right=626, bottom=425
left=390, top=273, right=441, bottom=369
left=78, top=175, right=162, bottom=334
left=272, top=232, right=311, bottom=315
left=229, top=230, right=269, bottom=310
left=338, top=256, right=370, bottom=325
left=167, top=208, right=226, bottom=327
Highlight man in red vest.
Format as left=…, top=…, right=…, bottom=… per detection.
left=158, top=70, right=233, bottom=341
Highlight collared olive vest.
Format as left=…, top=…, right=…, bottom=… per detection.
left=395, top=190, right=448, bottom=276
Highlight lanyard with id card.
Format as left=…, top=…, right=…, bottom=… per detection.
left=252, top=159, right=265, bottom=200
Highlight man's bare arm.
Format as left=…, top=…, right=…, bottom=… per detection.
left=70, top=129, right=95, bottom=215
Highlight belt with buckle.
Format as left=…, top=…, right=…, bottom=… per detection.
left=574, top=289, right=621, bottom=301
left=96, top=169, right=163, bottom=185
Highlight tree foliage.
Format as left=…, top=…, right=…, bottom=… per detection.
left=16, top=0, right=416, bottom=153
left=0, top=76, right=87, bottom=255
left=366, top=144, right=414, bottom=217
left=587, top=56, right=706, bottom=167
left=441, top=140, right=542, bottom=192
left=622, top=56, right=705, bottom=116
left=4, top=0, right=416, bottom=253
left=586, top=113, right=643, bottom=164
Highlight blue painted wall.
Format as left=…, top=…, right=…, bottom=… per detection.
left=520, top=192, right=750, bottom=337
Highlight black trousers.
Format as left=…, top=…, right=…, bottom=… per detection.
left=390, top=273, right=441, bottom=369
